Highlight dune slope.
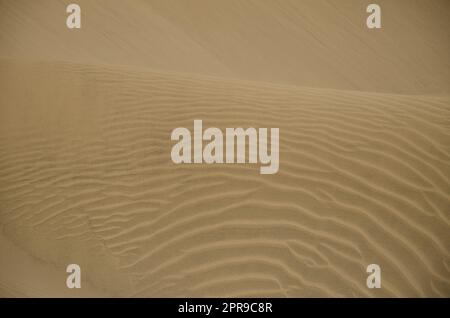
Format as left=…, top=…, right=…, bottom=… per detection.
left=1, top=60, right=449, bottom=297
left=0, top=0, right=449, bottom=94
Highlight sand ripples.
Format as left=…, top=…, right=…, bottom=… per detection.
left=0, top=60, right=449, bottom=297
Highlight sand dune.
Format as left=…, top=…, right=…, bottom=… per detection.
left=1, top=59, right=449, bottom=297
left=1, top=0, right=449, bottom=94
left=0, top=0, right=449, bottom=298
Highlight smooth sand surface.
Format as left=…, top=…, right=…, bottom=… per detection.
left=0, top=1, right=449, bottom=297
left=1, top=0, right=449, bottom=94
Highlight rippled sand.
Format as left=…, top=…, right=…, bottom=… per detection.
left=0, top=0, right=449, bottom=297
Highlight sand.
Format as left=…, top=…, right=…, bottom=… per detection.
left=0, top=1, right=449, bottom=297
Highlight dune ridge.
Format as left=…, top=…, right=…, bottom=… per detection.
left=1, top=59, right=449, bottom=297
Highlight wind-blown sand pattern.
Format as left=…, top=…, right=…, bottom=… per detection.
left=0, top=0, right=449, bottom=297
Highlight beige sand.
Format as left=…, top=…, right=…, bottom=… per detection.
left=1, top=0, right=449, bottom=94
left=0, top=1, right=449, bottom=297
